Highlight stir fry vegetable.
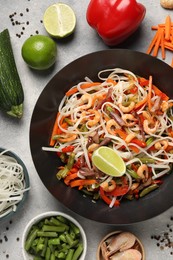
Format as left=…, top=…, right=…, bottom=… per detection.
left=43, top=68, right=173, bottom=208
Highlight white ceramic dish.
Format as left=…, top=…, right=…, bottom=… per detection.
left=0, top=148, right=30, bottom=222
left=97, top=230, right=145, bottom=260
left=22, top=211, right=87, bottom=260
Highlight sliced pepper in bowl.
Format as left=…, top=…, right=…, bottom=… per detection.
left=86, top=0, right=146, bottom=46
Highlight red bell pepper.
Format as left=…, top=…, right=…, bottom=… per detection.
left=86, top=0, right=146, bottom=46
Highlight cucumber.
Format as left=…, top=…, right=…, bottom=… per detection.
left=0, top=29, right=24, bottom=118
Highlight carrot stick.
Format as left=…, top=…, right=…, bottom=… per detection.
left=49, top=112, right=60, bottom=146
left=146, top=30, right=159, bottom=54
left=165, top=15, right=171, bottom=41
left=148, top=75, right=153, bottom=111
left=70, top=179, right=97, bottom=188
left=134, top=95, right=148, bottom=110
left=153, top=29, right=162, bottom=57
left=160, top=28, right=165, bottom=59
left=65, top=82, right=100, bottom=97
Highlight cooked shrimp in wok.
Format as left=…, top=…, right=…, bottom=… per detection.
left=42, top=68, right=173, bottom=208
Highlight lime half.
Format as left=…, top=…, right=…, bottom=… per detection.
left=43, top=3, right=76, bottom=38
left=92, top=147, right=126, bottom=177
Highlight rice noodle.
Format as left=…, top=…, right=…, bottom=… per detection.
left=43, top=68, right=173, bottom=206
left=0, top=150, right=30, bottom=218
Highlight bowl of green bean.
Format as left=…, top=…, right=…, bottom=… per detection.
left=22, top=211, right=87, bottom=260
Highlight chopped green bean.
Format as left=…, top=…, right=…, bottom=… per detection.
left=48, top=238, right=60, bottom=246
left=42, top=225, right=66, bottom=232
left=56, top=167, right=69, bottom=180
left=25, top=229, right=38, bottom=251
left=72, top=243, right=83, bottom=260
left=66, top=249, right=75, bottom=260
left=45, top=247, right=51, bottom=260
left=139, top=184, right=159, bottom=197
left=139, top=157, right=155, bottom=163
left=41, top=238, right=48, bottom=257
left=37, top=231, right=58, bottom=237
left=56, top=215, right=68, bottom=224
left=56, top=251, right=66, bottom=259
left=69, top=222, right=80, bottom=236
left=66, top=233, right=74, bottom=246
left=67, top=152, right=75, bottom=169
left=126, top=168, right=139, bottom=179
left=50, top=253, right=55, bottom=260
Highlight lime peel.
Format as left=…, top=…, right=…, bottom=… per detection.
left=92, top=147, right=126, bottom=177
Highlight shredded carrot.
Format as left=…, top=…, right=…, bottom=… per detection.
left=49, top=112, right=60, bottom=146
left=134, top=95, right=148, bottom=110
left=65, top=82, right=100, bottom=97
left=146, top=15, right=173, bottom=65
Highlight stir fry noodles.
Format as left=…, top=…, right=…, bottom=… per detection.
left=42, top=68, right=173, bottom=207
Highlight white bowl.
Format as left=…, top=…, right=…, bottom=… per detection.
left=22, top=211, right=87, bottom=260
left=97, top=231, right=145, bottom=260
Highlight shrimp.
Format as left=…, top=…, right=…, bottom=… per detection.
left=87, top=143, right=99, bottom=152
left=122, top=114, right=137, bottom=127
left=106, top=119, right=120, bottom=135
left=125, top=133, right=136, bottom=143
left=119, top=101, right=135, bottom=113
left=92, top=93, right=106, bottom=107
left=100, top=180, right=116, bottom=192
left=87, top=109, right=101, bottom=127
left=154, top=140, right=168, bottom=150
left=80, top=93, right=93, bottom=109
left=143, top=119, right=159, bottom=134
left=137, top=164, right=149, bottom=180
left=58, top=133, right=77, bottom=143
left=160, top=100, right=169, bottom=112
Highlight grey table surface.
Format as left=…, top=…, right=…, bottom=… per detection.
left=0, top=0, right=173, bottom=259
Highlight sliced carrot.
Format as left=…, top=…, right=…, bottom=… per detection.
left=160, top=28, right=165, bottom=59
left=65, top=82, right=101, bottom=97
left=148, top=75, right=153, bottom=111
left=153, top=29, right=162, bottom=57
left=165, top=15, right=171, bottom=41
left=70, top=179, right=97, bottom=188
left=49, top=112, right=60, bottom=146
left=146, top=30, right=159, bottom=55
left=134, top=95, right=148, bottom=110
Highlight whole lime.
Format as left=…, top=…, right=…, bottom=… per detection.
left=21, top=35, right=57, bottom=70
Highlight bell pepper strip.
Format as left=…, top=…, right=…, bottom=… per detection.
left=86, top=0, right=146, bottom=46
left=70, top=179, right=97, bottom=188
left=62, top=145, right=75, bottom=153
left=106, top=185, right=129, bottom=197
left=99, top=187, right=120, bottom=207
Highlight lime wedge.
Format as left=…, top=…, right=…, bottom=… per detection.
left=92, top=147, right=126, bottom=177
left=43, top=3, right=76, bottom=38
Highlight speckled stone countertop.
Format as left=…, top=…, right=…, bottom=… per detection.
left=0, top=0, right=173, bottom=259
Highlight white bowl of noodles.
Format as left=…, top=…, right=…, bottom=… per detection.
left=0, top=148, right=30, bottom=221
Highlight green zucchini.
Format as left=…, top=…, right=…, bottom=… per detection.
left=0, top=29, right=24, bottom=118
